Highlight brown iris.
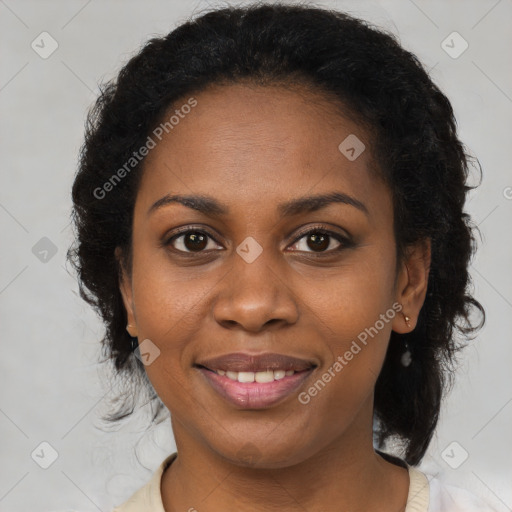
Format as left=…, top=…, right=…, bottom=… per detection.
left=307, top=232, right=329, bottom=252
left=184, top=232, right=208, bottom=251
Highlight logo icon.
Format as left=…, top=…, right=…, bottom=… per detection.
left=441, top=441, right=469, bottom=469
left=441, top=32, right=469, bottom=59
left=31, top=32, right=59, bottom=59
left=236, top=236, right=263, bottom=263
left=31, top=441, right=59, bottom=469
left=236, top=442, right=262, bottom=465
left=338, top=134, right=365, bottom=161
left=32, top=237, right=58, bottom=263
left=134, top=338, right=161, bottom=366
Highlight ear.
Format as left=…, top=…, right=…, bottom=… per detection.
left=392, top=238, right=431, bottom=334
left=115, top=246, right=137, bottom=337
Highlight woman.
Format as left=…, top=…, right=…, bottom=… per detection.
left=68, top=3, right=494, bottom=511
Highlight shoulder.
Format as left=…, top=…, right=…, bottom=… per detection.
left=111, top=453, right=177, bottom=512
left=409, top=467, right=498, bottom=512
left=428, top=474, right=497, bottom=512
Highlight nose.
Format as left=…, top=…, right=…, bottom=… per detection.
left=212, top=249, right=299, bottom=333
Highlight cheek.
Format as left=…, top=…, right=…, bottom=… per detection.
left=298, top=248, right=397, bottom=386
left=303, top=251, right=396, bottom=336
left=130, top=267, right=201, bottom=411
left=130, top=246, right=210, bottom=335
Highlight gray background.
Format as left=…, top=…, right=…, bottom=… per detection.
left=0, top=0, right=511, bottom=510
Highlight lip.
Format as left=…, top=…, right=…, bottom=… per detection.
left=197, top=366, right=315, bottom=409
left=195, top=352, right=317, bottom=409
left=196, top=352, right=315, bottom=372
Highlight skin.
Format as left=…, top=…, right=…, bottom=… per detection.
left=117, top=83, right=431, bottom=511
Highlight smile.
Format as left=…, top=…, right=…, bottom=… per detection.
left=195, top=352, right=317, bottom=409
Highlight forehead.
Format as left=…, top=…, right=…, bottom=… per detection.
left=135, top=83, right=390, bottom=220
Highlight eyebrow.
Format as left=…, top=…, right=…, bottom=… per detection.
left=147, top=191, right=369, bottom=217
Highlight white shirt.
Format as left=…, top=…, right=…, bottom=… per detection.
left=112, top=453, right=496, bottom=511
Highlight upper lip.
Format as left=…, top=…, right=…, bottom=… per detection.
left=196, top=352, right=316, bottom=372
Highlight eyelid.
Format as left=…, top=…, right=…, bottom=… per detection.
left=166, top=224, right=220, bottom=237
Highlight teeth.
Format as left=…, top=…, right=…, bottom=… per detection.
left=255, top=370, right=274, bottom=383
left=216, top=369, right=296, bottom=382
left=238, top=371, right=255, bottom=383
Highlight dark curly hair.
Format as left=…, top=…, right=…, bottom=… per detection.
left=67, top=2, right=484, bottom=466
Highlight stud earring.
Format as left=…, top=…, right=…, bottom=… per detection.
left=402, top=313, right=411, bottom=328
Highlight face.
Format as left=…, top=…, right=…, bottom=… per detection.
left=118, top=83, right=429, bottom=468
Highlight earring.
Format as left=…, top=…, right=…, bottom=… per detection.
left=399, top=310, right=412, bottom=367
left=126, top=324, right=138, bottom=351
left=129, top=336, right=139, bottom=352
left=401, top=341, right=412, bottom=367
left=402, top=312, right=411, bottom=328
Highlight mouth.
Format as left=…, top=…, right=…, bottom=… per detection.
left=194, top=352, right=317, bottom=409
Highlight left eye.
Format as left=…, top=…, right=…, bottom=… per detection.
left=289, top=230, right=344, bottom=253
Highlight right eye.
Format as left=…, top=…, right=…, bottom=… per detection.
left=166, top=229, right=223, bottom=253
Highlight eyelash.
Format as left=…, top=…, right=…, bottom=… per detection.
left=164, top=224, right=353, bottom=256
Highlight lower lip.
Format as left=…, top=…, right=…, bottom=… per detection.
left=197, top=367, right=313, bottom=409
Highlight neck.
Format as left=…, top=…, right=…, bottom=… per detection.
left=161, top=415, right=409, bottom=512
